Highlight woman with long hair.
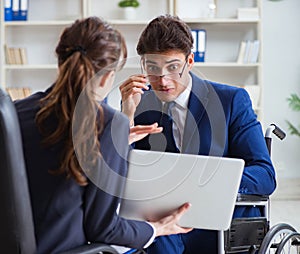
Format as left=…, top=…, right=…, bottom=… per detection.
left=15, top=16, right=191, bottom=254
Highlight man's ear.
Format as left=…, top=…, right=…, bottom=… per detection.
left=188, top=52, right=194, bottom=68
left=99, top=71, right=114, bottom=88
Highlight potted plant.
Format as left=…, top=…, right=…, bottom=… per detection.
left=286, top=93, right=300, bottom=138
left=118, top=0, right=140, bottom=20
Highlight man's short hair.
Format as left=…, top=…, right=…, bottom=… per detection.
left=137, top=14, right=194, bottom=57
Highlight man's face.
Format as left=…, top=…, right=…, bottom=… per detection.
left=142, top=51, right=194, bottom=102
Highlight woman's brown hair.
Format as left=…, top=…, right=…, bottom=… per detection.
left=35, top=17, right=127, bottom=186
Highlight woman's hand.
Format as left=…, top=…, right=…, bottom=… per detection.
left=129, top=123, right=162, bottom=145
left=149, top=203, right=193, bottom=236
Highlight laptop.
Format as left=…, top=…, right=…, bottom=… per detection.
left=119, top=149, right=244, bottom=230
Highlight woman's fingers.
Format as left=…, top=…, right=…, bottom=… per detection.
left=128, top=123, right=163, bottom=144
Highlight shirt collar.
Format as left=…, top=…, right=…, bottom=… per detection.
left=174, top=74, right=192, bottom=109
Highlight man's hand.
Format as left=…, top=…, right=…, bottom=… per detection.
left=119, top=74, right=149, bottom=126
left=129, top=123, right=162, bottom=145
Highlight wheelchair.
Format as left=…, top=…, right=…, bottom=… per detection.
left=222, top=124, right=300, bottom=254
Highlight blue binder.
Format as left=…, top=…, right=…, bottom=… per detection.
left=12, top=0, right=20, bottom=20
left=4, top=0, right=13, bottom=21
left=192, top=29, right=206, bottom=62
left=19, top=0, right=28, bottom=21
left=11, top=0, right=28, bottom=21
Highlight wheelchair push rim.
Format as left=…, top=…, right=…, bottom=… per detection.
left=258, top=223, right=297, bottom=254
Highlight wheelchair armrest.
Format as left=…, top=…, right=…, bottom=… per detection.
left=236, top=193, right=269, bottom=202
left=59, top=243, right=119, bottom=254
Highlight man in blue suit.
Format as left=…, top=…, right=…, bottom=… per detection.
left=120, top=14, right=276, bottom=254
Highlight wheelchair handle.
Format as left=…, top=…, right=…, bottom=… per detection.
left=264, top=124, right=286, bottom=155
left=265, top=124, right=286, bottom=140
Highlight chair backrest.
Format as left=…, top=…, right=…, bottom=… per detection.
left=0, top=88, right=36, bottom=253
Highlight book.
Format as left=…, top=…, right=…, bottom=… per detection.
left=237, top=41, right=246, bottom=64
left=4, top=46, right=28, bottom=65
left=243, top=40, right=252, bottom=64
left=249, top=40, right=260, bottom=63
left=13, top=48, right=22, bottom=64
left=9, top=48, right=16, bottom=64
left=4, top=45, right=12, bottom=64
left=19, top=48, right=28, bottom=64
left=237, top=40, right=260, bottom=64
left=6, top=87, right=32, bottom=101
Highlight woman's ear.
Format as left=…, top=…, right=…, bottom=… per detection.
left=95, top=71, right=115, bottom=101
left=99, top=71, right=114, bottom=88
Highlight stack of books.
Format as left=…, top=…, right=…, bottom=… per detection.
left=4, top=45, right=28, bottom=65
left=6, top=87, right=31, bottom=101
left=236, top=40, right=260, bottom=64
left=4, top=0, right=28, bottom=21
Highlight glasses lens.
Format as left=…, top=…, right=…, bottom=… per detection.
left=146, top=73, right=179, bottom=82
left=147, top=75, right=159, bottom=82
left=142, top=59, right=187, bottom=82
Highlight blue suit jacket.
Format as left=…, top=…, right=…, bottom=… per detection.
left=15, top=88, right=153, bottom=253
left=134, top=72, right=276, bottom=218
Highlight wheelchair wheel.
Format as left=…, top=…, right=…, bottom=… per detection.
left=275, top=232, right=300, bottom=254
left=258, top=223, right=297, bottom=254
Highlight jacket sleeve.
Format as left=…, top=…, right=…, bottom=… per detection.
left=229, top=88, right=276, bottom=195
left=83, top=110, right=154, bottom=249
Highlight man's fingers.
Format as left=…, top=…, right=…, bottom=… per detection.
left=119, top=75, right=148, bottom=92
left=121, top=85, right=147, bottom=102
left=120, top=82, right=148, bottom=93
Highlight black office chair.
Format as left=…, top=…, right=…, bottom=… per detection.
left=0, top=87, right=119, bottom=254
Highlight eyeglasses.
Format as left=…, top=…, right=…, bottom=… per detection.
left=141, top=60, right=188, bottom=83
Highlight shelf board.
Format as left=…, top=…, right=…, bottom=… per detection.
left=4, top=64, right=57, bottom=70
left=4, top=20, right=77, bottom=26
left=4, top=20, right=151, bottom=26
left=108, top=19, right=150, bottom=25
left=4, top=18, right=259, bottom=26
left=98, top=18, right=260, bottom=25
left=193, top=62, right=260, bottom=67
left=3, top=17, right=261, bottom=27
left=182, top=18, right=260, bottom=24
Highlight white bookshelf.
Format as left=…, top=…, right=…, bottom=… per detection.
left=0, top=0, right=263, bottom=118
left=175, top=0, right=263, bottom=118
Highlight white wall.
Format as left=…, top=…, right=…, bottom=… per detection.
left=262, top=0, right=300, bottom=178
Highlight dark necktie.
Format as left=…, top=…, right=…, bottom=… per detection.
left=160, top=102, right=179, bottom=153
